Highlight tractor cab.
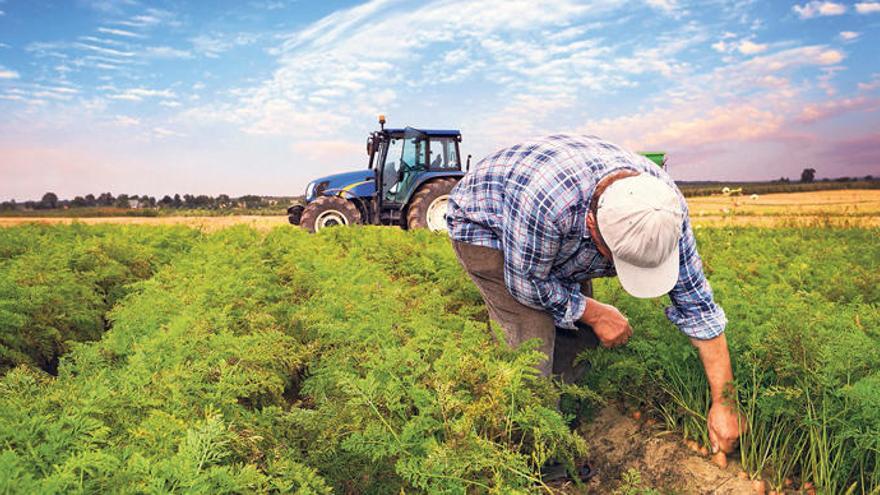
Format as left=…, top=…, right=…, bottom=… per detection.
left=367, top=122, right=464, bottom=222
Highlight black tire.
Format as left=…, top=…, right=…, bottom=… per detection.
left=287, top=204, right=304, bottom=225
left=299, top=196, right=362, bottom=233
left=406, top=178, right=459, bottom=231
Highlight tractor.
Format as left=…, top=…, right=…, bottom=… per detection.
left=289, top=116, right=466, bottom=232
left=288, top=116, right=668, bottom=232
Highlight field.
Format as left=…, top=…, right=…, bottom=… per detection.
left=0, top=211, right=878, bottom=494
left=1, top=190, right=879, bottom=232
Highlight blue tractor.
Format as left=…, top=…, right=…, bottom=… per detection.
left=289, top=116, right=467, bottom=232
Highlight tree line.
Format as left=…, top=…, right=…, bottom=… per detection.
left=0, top=192, right=290, bottom=211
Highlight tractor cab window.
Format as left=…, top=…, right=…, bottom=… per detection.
left=428, top=138, right=459, bottom=169
left=385, top=130, right=427, bottom=202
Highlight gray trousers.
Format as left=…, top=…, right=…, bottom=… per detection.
left=452, top=240, right=596, bottom=379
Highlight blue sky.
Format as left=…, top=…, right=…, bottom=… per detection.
left=1, top=0, right=879, bottom=200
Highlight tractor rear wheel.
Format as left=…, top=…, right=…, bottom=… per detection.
left=406, top=178, right=458, bottom=231
left=300, top=196, right=361, bottom=233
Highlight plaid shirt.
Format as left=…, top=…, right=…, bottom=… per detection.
left=447, top=134, right=726, bottom=340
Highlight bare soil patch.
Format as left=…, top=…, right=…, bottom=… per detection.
left=564, top=407, right=755, bottom=494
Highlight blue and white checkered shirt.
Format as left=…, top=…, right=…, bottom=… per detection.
left=447, top=134, right=726, bottom=340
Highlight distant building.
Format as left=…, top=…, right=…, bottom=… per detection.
left=128, top=199, right=140, bottom=209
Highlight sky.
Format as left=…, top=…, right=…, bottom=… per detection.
left=1, top=0, right=879, bottom=200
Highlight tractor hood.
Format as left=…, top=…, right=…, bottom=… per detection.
left=305, top=169, right=376, bottom=202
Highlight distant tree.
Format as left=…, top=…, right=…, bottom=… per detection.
left=142, top=196, right=157, bottom=208
left=159, top=195, right=173, bottom=208
left=40, top=192, right=59, bottom=209
left=240, top=195, right=263, bottom=209
left=0, top=200, right=15, bottom=211
left=114, top=194, right=130, bottom=208
left=173, top=194, right=183, bottom=208
left=801, top=168, right=816, bottom=183
left=217, top=194, right=231, bottom=208
left=84, top=194, right=97, bottom=207
left=866, top=175, right=874, bottom=181
left=97, top=192, right=115, bottom=206
left=192, top=195, right=213, bottom=209
left=71, top=196, right=88, bottom=207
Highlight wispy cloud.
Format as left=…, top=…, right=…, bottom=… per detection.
left=839, top=31, right=861, bottom=41
left=792, top=1, right=847, bottom=19
left=74, top=42, right=135, bottom=57
left=144, top=46, right=192, bottom=59
left=113, top=114, right=140, bottom=126
left=0, top=66, right=19, bottom=79
left=190, top=33, right=258, bottom=58
left=97, top=27, right=144, bottom=38
left=855, top=2, right=880, bottom=13
left=107, top=87, right=175, bottom=101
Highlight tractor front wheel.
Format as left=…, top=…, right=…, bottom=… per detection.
left=406, top=178, right=458, bottom=231
left=299, top=196, right=361, bottom=233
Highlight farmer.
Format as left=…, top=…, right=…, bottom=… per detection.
left=446, top=134, right=742, bottom=456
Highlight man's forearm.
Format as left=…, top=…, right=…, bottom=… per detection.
left=691, top=333, right=734, bottom=405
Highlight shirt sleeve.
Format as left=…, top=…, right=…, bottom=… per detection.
left=500, top=176, right=586, bottom=330
left=665, top=212, right=727, bottom=339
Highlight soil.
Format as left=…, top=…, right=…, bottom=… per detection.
left=557, top=407, right=756, bottom=494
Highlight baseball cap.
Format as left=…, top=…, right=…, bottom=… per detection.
left=596, top=174, right=684, bottom=298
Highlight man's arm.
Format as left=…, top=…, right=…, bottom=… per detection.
left=500, top=169, right=587, bottom=329
left=692, top=333, right=742, bottom=453
left=666, top=212, right=742, bottom=453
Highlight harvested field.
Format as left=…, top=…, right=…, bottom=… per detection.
left=2, top=190, right=878, bottom=229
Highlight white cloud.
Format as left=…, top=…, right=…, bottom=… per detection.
left=113, top=115, right=140, bottom=126
left=0, top=66, right=19, bottom=79
left=855, top=2, right=880, bottom=13
left=191, top=33, right=258, bottom=58
left=107, top=87, right=176, bottom=101
left=712, top=40, right=731, bottom=53
left=644, top=0, right=678, bottom=13
left=153, top=126, right=184, bottom=138
left=839, top=31, right=861, bottom=41
left=144, top=46, right=192, bottom=59
left=97, top=27, right=144, bottom=38
left=738, top=40, right=768, bottom=55
left=859, top=74, right=880, bottom=91
left=159, top=100, right=181, bottom=108
left=75, top=42, right=134, bottom=57
left=712, top=37, right=768, bottom=56
left=0, top=10, right=5, bottom=15
left=792, top=1, right=846, bottom=19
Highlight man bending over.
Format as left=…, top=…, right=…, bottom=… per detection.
left=446, top=134, right=742, bottom=456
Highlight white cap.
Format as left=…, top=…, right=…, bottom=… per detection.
left=596, top=174, right=684, bottom=298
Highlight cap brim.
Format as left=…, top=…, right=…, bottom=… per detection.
left=612, top=244, right=680, bottom=299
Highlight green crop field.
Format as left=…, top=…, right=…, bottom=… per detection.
left=0, top=224, right=878, bottom=494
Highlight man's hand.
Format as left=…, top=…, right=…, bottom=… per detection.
left=708, top=402, right=745, bottom=454
left=580, top=297, right=632, bottom=348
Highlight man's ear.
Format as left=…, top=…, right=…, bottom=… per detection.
left=586, top=210, right=597, bottom=234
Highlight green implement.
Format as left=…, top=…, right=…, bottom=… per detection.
left=638, top=151, right=666, bottom=168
